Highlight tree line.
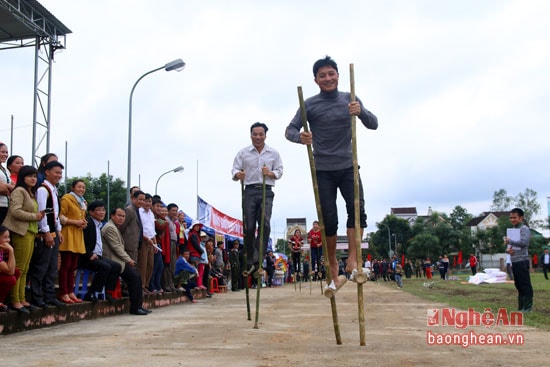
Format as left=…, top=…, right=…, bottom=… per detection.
left=59, top=178, right=547, bottom=264
left=369, top=188, right=547, bottom=262
left=59, top=173, right=127, bottom=214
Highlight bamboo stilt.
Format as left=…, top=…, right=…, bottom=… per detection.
left=322, top=275, right=348, bottom=298
left=297, top=86, right=342, bottom=345
left=309, top=268, right=313, bottom=295
left=350, top=63, right=366, bottom=346
left=241, top=179, right=251, bottom=321
left=253, top=172, right=267, bottom=329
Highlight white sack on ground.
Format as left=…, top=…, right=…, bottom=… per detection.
left=468, top=270, right=507, bottom=285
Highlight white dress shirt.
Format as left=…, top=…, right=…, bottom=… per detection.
left=231, top=144, right=283, bottom=186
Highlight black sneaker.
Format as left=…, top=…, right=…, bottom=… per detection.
left=31, top=301, right=48, bottom=309
left=46, top=299, right=67, bottom=308
left=130, top=309, right=148, bottom=315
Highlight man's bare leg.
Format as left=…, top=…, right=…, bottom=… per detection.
left=326, top=235, right=340, bottom=285
left=346, top=228, right=364, bottom=273
left=324, top=234, right=348, bottom=297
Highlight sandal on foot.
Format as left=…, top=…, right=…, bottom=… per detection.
left=349, top=269, right=358, bottom=283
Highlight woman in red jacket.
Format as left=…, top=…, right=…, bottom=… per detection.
left=187, top=219, right=205, bottom=288
left=307, top=221, right=322, bottom=276
left=289, top=229, right=303, bottom=280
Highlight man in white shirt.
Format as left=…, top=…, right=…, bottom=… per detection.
left=232, top=122, right=283, bottom=274
left=364, top=258, right=372, bottom=270
left=138, top=194, right=156, bottom=294
left=29, top=161, right=66, bottom=308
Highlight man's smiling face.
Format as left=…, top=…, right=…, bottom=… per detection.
left=314, top=65, right=339, bottom=93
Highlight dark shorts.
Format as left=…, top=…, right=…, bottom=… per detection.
left=316, top=166, right=366, bottom=236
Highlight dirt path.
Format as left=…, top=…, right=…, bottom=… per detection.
left=1, top=280, right=546, bottom=366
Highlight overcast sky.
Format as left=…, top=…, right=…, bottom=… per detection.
left=1, top=0, right=549, bottom=240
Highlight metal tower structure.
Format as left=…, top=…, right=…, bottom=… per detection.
left=0, top=0, right=71, bottom=166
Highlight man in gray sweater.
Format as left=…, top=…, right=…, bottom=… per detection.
left=505, top=208, right=533, bottom=312
left=285, top=56, right=378, bottom=292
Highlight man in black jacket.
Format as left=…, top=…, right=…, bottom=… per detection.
left=79, top=200, right=121, bottom=302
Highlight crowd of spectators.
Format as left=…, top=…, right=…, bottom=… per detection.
left=0, top=145, right=239, bottom=317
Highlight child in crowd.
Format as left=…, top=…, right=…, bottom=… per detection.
left=0, top=226, right=20, bottom=312
left=394, top=262, right=403, bottom=288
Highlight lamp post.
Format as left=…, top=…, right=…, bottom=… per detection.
left=378, top=223, right=392, bottom=256
left=155, top=166, right=184, bottom=195
left=392, top=234, right=398, bottom=254
left=127, top=58, right=186, bottom=199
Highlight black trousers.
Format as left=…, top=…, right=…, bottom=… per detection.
left=542, top=263, right=550, bottom=280
left=230, top=264, right=240, bottom=290
left=29, top=235, right=59, bottom=303
left=266, top=267, right=274, bottom=286
left=292, top=252, right=301, bottom=274
left=512, top=260, right=533, bottom=307
left=80, top=256, right=122, bottom=293
left=243, top=187, right=274, bottom=265
left=184, top=279, right=196, bottom=301
left=120, top=265, right=143, bottom=312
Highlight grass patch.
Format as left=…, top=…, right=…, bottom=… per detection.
left=383, top=272, right=550, bottom=331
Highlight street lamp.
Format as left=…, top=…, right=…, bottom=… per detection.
left=392, top=234, right=398, bottom=254
left=378, top=223, right=392, bottom=256
left=127, top=58, right=186, bottom=199
left=155, top=166, right=184, bottom=195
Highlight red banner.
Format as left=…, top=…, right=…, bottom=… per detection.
left=198, top=196, right=243, bottom=238
left=210, top=205, right=243, bottom=237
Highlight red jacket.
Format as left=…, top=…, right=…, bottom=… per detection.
left=307, top=229, right=322, bottom=248
left=187, top=226, right=203, bottom=259
left=155, top=217, right=170, bottom=264
left=289, top=234, right=303, bottom=253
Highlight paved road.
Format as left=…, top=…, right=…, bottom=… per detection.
left=1, top=280, right=546, bottom=366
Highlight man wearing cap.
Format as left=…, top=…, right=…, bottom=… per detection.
left=232, top=122, right=283, bottom=274
left=229, top=240, right=241, bottom=291
left=187, top=220, right=204, bottom=262
left=197, top=230, right=209, bottom=291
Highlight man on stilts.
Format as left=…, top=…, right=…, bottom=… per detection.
left=232, top=122, right=283, bottom=280
left=285, top=56, right=378, bottom=292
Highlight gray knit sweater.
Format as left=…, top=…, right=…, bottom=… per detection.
left=509, top=223, right=531, bottom=263
left=285, top=89, right=378, bottom=171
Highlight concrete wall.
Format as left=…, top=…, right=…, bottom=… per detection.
left=0, top=289, right=206, bottom=335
